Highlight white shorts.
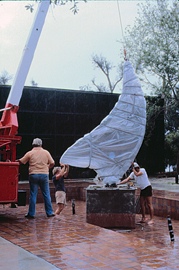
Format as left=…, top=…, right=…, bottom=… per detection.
left=55, top=191, right=66, bottom=205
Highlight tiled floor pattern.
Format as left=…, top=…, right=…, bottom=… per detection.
left=0, top=201, right=179, bottom=270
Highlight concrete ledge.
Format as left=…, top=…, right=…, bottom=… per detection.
left=18, top=179, right=94, bottom=204
left=18, top=179, right=179, bottom=220
left=136, top=188, right=179, bottom=220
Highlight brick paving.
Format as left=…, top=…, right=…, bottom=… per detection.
left=0, top=197, right=179, bottom=270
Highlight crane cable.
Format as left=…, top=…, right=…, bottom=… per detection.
left=116, top=0, right=127, bottom=60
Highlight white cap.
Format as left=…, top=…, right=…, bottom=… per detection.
left=133, top=162, right=140, bottom=168
left=32, top=138, right=42, bottom=146
left=52, top=167, right=61, bottom=175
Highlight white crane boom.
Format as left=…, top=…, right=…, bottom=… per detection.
left=6, top=0, right=50, bottom=106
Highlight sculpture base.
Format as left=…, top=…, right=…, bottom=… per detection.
left=86, top=186, right=136, bottom=229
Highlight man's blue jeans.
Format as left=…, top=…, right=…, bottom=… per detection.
left=28, top=174, right=54, bottom=217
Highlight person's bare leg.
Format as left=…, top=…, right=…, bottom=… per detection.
left=139, top=197, right=148, bottom=222
left=55, top=203, right=64, bottom=215
left=146, top=196, right=154, bottom=224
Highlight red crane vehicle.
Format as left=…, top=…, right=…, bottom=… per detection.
left=0, top=0, right=50, bottom=205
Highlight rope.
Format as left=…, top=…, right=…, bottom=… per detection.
left=116, top=0, right=127, bottom=60
left=0, top=107, right=12, bottom=112
left=116, top=0, right=124, bottom=40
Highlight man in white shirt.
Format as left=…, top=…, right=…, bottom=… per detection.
left=119, top=162, right=154, bottom=225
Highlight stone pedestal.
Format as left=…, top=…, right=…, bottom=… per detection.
left=86, top=186, right=136, bottom=229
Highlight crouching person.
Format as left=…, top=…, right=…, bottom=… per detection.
left=119, top=162, right=154, bottom=225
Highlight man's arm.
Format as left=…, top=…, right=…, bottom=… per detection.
left=49, top=161, right=55, bottom=169
left=133, top=168, right=143, bottom=176
left=55, top=165, right=69, bottom=179
left=16, top=152, right=30, bottom=165
left=55, top=169, right=65, bottom=179
left=63, top=165, right=69, bottom=178
left=47, top=151, right=55, bottom=169
left=118, top=176, right=132, bottom=185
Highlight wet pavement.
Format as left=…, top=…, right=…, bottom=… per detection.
left=149, top=176, right=179, bottom=192
left=1, top=184, right=179, bottom=270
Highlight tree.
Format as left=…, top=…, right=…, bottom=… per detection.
left=79, top=84, right=93, bottom=92
left=123, top=0, right=179, bottom=168
left=26, top=0, right=86, bottom=14
left=31, top=79, right=38, bottom=87
left=89, top=55, right=123, bottom=93
left=165, top=131, right=179, bottom=166
left=0, top=70, right=12, bottom=85
left=124, top=0, right=179, bottom=91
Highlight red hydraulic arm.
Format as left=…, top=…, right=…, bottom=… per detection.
left=0, top=105, right=21, bottom=203
left=0, top=104, right=21, bottom=162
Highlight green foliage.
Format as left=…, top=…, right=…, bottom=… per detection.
left=144, top=96, right=164, bottom=146
left=165, top=131, right=179, bottom=165
left=125, top=0, right=179, bottom=97
left=52, top=0, right=86, bottom=14
left=26, top=0, right=87, bottom=14
left=124, top=0, right=179, bottom=165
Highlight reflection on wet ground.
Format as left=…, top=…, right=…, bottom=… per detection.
left=1, top=200, right=179, bottom=269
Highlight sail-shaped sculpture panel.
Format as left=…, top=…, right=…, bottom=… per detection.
left=60, top=61, right=146, bottom=184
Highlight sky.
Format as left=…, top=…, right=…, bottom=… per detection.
left=0, top=0, right=147, bottom=94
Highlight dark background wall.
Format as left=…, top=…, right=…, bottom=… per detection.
left=0, top=85, right=165, bottom=180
